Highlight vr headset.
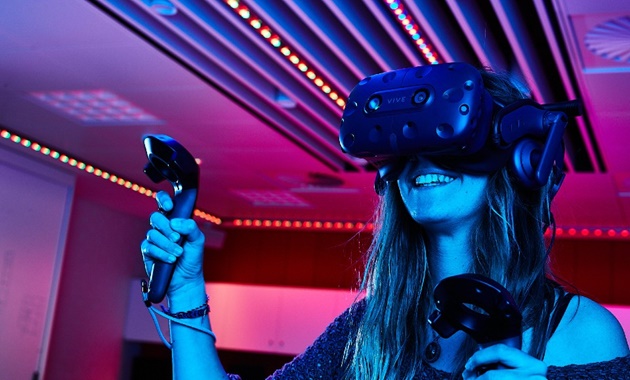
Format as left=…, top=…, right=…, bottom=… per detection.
left=338, top=62, right=582, bottom=197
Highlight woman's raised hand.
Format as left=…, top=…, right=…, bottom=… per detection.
left=140, top=191, right=206, bottom=298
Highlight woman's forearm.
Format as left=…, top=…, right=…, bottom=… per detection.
left=168, top=281, right=229, bottom=379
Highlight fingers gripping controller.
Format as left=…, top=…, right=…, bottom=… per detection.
left=143, top=134, right=199, bottom=303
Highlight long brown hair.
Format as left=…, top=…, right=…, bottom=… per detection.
left=344, top=68, right=559, bottom=379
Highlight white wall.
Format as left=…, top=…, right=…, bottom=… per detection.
left=0, top=142, right=150, bottom=380
left=0, top=146, right=74, bottom=379
left=43, top=179, right=148, bottom=380
left=125, top=282, right=361, bottom=355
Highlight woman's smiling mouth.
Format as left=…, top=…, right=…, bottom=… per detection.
left=414, top=173, right=456, bottom=187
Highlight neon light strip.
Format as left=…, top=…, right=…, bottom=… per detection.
left=551, top=227, right=630, bottom=239
left=228, top=219, right=630, bottom=239
left=3, top=128, right=629, bottom=237
left=230, top=218, right=374, bottom=231
left=383, top=0, right=440, bottom=64
left=0, top=128, right=221, bottom=225
left=223, top=0, right=346, bottom=109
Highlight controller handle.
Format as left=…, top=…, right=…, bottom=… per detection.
left=143, top=134, right=199, bottom=303
left=428, top=274, right=522, bottom=373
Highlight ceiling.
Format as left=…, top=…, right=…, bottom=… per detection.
left=1, top=0, right=629, bottom=233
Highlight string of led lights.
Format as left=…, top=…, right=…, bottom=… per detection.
left=230, top=218, right=373, bottom=231
left=383, top=0, right=440, bottom=65
left=222, top=0, right=346, bottom=110
left=553, top=227, right=630, bottom=239
left=0, top=128, right=221, bottom=225
left=227, top=219, right=630, bottom=239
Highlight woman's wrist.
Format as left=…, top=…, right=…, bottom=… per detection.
left=167, top=278, right=208, bottom=311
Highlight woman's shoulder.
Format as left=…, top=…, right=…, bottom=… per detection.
left=547, top=354, right=630, bottom=379
left=313, top=297, right=366, bottom=341
left=544, top=294, right=629, bottom=366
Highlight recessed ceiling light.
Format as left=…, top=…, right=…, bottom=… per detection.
left=233, top=190, right=310, bottom=207
left=145, top=0, right=178, bottom=16
left=274, top=89, right=296, bottom=109
left=29, top=90, right=163, bottom=126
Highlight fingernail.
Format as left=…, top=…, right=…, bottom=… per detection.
left=167, top=255, right=177, bottom=263
left=174, top=245, right=183, bottom=254
left=169, top=232, right=180, bottom=242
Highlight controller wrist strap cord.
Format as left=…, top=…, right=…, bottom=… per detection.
left=140, top=279, right=217, bottom=349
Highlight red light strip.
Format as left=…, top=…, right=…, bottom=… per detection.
left=383, top=0, right=440, bottom=64
left=549, top=227, right=630, bottom=239
left=229, top=219, right=630, bottom=238
left=223, top=0, right=346, bottom=109
left=0, top=128, right=221, bottom=225
left=229, top=218, right=374, bottom=232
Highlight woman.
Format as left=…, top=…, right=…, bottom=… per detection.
left=141, top=67, right=629, bottom=379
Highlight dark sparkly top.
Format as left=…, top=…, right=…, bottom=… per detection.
left=227, top=300, right=630, bottom=379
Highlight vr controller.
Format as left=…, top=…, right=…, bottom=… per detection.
left=429, top=274, right=522, bottom=372
left=429, top=274, right=522, bottom=347
left=143, top=134, right=199, bottom=304
left=338, top=62, right=582, bottom=194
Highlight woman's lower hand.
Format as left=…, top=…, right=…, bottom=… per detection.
left=462, top=344, right=548, bottom=380
left=140, top=191, right=206, bottom=297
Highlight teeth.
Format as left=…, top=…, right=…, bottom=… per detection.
left=414, top=174, right=455, bottom=187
